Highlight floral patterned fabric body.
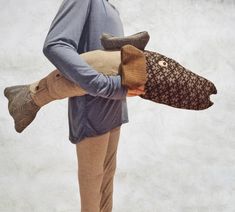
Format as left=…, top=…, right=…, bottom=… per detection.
left=140, top=50, right=217, bottom=110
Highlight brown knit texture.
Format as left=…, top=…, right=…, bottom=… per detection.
left=4, top=85, right=40, bottom=133
left=119, top=45, right=147, bottom=89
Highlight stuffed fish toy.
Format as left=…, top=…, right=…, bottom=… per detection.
left=4, top=31, right=217, bottom=133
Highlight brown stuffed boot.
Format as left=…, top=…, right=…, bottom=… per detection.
left=4, top=69, right=89, bottom=133
left=4, top=85, right=40, bottom=133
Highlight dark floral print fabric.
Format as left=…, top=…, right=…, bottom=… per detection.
left=140, top=50, right=217, bottom=110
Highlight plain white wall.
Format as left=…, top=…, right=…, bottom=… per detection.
left=0, top=0, right=234, bottom=211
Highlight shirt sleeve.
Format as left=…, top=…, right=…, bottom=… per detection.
left=42, top=0, right=127, bottom=100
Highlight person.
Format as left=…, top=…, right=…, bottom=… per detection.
left=6, top=0, right=143, bottom=211
left=41, top=0, right=144, bottom=211
left=3, top=0, right=217, bottom=209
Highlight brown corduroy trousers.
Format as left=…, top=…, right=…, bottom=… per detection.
left=27, top=48, right=143, bottom=211
left=76, top=126, right=121, bottom=212
left=28, top=48, right=143, bottom=211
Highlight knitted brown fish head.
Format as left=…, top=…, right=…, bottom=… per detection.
left=120, top=45, right=217, bottom=110
left=141, top=50, right=217, bottom=110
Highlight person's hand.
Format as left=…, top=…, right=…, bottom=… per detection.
left=127, top=85, right=145, bottom=97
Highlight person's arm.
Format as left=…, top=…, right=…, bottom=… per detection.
left=42, top=0, right=127, bottom=99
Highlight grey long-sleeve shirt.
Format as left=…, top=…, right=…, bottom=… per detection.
left=42, top=0, right=129, bottom=144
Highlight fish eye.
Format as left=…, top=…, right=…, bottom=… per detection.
left=158, top=60, right=168, bottom=67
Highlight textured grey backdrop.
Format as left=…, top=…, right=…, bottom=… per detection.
left=0, top=0, right=234, bottom=211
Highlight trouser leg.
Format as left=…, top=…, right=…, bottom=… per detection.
left=75, top=132, right=110, bottom=212
left=100, top=127, right=121, bottom=212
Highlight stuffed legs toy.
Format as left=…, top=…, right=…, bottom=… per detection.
left=4, top=31, right=217, bottom=133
